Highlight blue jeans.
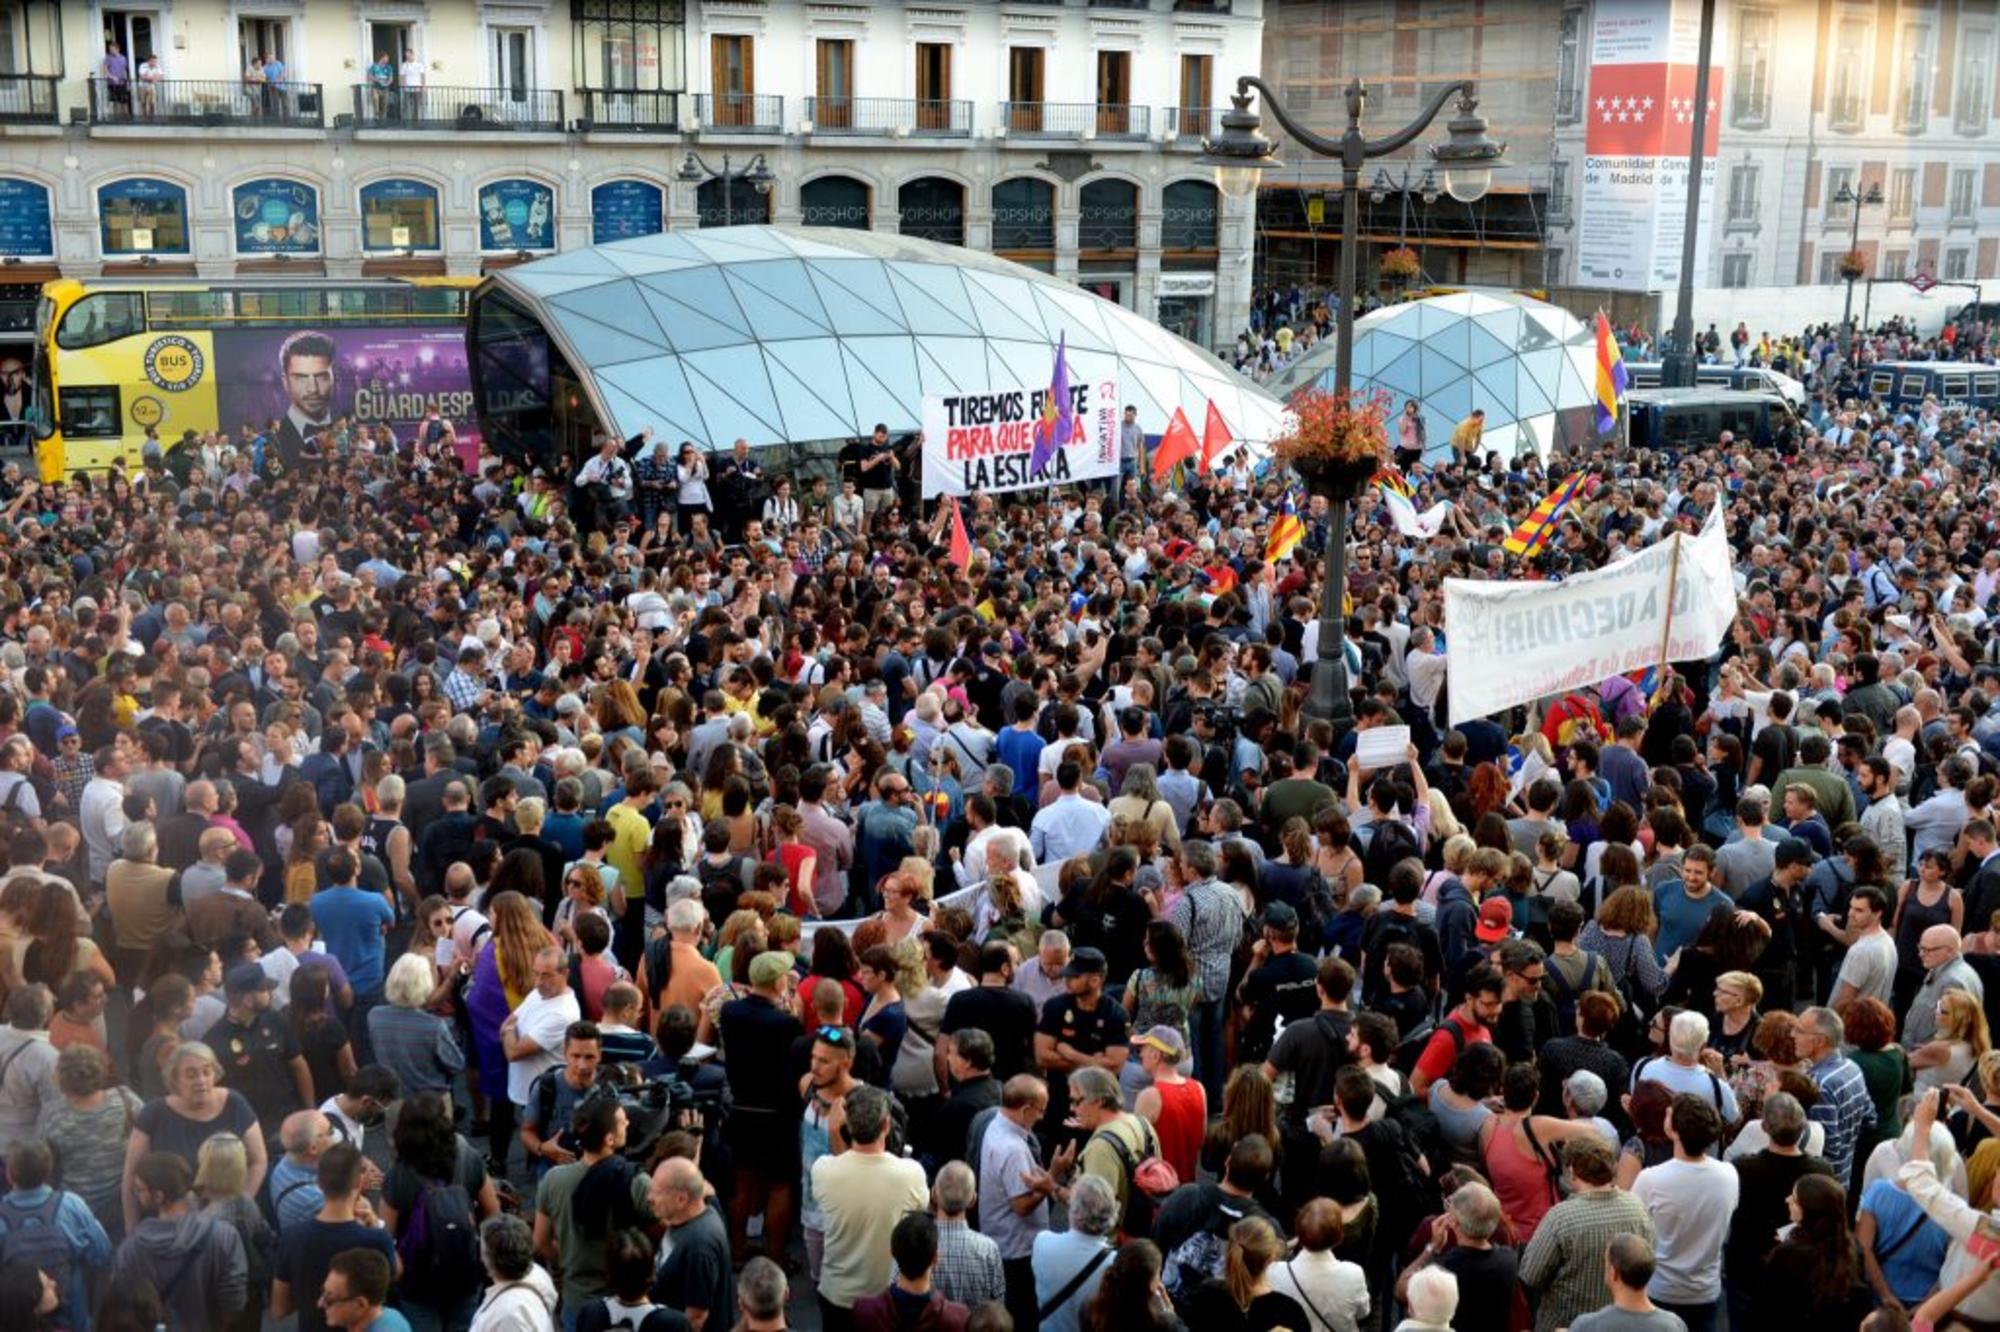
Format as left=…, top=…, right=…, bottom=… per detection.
left=1656, top=1297, right=1718, bottom=1332
left=1190, top=995, right=1227, bottom=1106
left=399, top=1293, right=481, bottom=1332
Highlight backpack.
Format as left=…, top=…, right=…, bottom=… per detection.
left=395, top=1176, right=483, bottom=1300
left=0, top=776, right=33, bottom=839
left=1164, top=1208, right=1239, bottom=1306
left=1367, top=1093, right=1447, bottom=1230
left=0, top=1193, right=73, bottom=1293
left=1361, top=817, right=1421, bottom=889
left=1391, top=1005, right=1464, bottom=1078
left=1541, top=948, right=1605, bottom=1032
left=1088, top=1119, right=1172, bottom=1240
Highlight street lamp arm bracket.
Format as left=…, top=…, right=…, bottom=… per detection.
left=1230, top=75, right=1475, bottom=169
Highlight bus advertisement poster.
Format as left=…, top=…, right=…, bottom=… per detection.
left=213, top=326, right=478, bottom=462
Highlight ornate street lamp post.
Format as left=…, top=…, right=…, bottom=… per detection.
left=1199, top=76, right=1506, bottom=734
left=677, top=151, right=775, bottom=227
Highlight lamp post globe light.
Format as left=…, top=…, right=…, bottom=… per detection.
left=1198, top=76, right=1506, bottom=736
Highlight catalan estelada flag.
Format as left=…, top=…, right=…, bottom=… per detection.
left=1503, top=470, right=1586, bottom=559
left=1266, top=488, right=1306, bottom=563
left=1593, top=311, right=1629, bottom=436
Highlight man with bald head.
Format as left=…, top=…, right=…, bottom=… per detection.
left=267, top=1109, right=332, bottom=1233
left=179, top=826, right=240, bottom=906
left=649, top=1155, right=735, bottom=1330
left=157, top=778, right=217, bottom=871
left=1906, top=924, right=1984, bottom=1047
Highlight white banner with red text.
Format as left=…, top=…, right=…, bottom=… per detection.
left=920, top=378, right=1121, bottom=498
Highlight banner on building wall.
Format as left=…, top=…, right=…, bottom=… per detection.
left=0, top=179, right=54, bottom=257
left=591, top=180, right=664, bottom=245
left=478, top=179, right=556, bottom=252
left=1443, top=506, right=1735, bottom=724
left=233, top=178, right=321, bottom=254
left=1576, top=0, right=1726, bottom=292
left=920, top=376, right=1120, bottom=497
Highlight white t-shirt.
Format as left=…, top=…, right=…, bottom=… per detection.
left=1631, top=1156, right=1738, bottom=1304
left=1837, top=930, right=1898, bottom=1006
left=506, top=988, right=581, bottom=1105
left=1268, top=1251, right=1371, bottom=1332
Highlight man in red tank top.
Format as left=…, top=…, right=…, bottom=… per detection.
left=1132, top=1026, right=1206, bottom=1185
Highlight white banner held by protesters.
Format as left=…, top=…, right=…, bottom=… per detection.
left=1444, top=506, right=1735, bottom=725
left=920, top=377, right=1119, bottom=498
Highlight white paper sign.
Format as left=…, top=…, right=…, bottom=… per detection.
left=920, top=375, right=1120, bottom=498
left=1354, top=724, right=1412, bottom=771
left=1444, top=507, right=1735, bottom=724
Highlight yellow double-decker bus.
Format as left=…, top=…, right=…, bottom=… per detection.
left=23, top=276, right=479, bottom=479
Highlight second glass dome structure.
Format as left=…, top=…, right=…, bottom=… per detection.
left=1282, top=291, right=1600, bottom=463
left=470, top=225, right=1284, bottom=466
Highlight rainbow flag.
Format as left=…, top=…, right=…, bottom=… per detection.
left=1374, top=463, right=1413, bottom=498
left=1503, top=470, right=1586, bottom=559
left=1594, top=311, right=1629, bottom=436
left=1266, top=488, right=1306, bottom=562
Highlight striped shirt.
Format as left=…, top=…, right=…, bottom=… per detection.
left=1807, top=1052, right=1877, bottom=1188
left=1518, top=1186, right=1657, bottom=1332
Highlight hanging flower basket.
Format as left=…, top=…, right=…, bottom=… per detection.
left=1379, top=246, right=1422, bottom=282
left=1274, top=388, right=1392, bottom=498
left=1836, top=250, right=1867, bottom=280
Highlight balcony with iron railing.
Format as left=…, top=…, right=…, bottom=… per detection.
left=576, top=89, right=681, bottom=132
left=696, top=92, right=784, bottom=132
left=351, top=84, right=564, bottom=132
left=90, top=77, right=324, bottom=128
left=805, top=96, right=972, bottom=136
left=1166, top=105, right=1222, bottom=141
left=0, top=74, right=59, bottom=125
left=1000, top=101, right=1150, bottom=138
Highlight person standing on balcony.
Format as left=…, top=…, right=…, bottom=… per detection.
left=399, top=50, right=427, bottom=122
left=242, top=51, right=267, bottom=118
left=366, top=53, right=394, bottom=121
left=136, top=52, right=163, bottom=120
left=101, top=43, right=131, bottom=119
left=262, top=51, right=286, bottom=120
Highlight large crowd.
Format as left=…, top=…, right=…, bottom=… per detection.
left=0, top=307, right=1997, bottom=1332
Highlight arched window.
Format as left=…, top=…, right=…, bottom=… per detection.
left=800, top=176, right=871, bottom=229
left=232, top=179, right=321, bottom=255
left=591, top=181, right=666, bottom=244
left=1078, top=178, right=1137, bottom=253
left=1161, top=180, right=1218, bottom=251
left=359, top=180, right=442, bottom=251
left=898, top=176, right=964, bottom=246
left=697, top=176, right=770, bottom=228
left=991, top=178, right=1054, bottom=252
left=97, top=178, right=190, bottom=255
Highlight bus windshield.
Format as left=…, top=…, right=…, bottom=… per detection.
left=55, top=293, right=146, bottom=351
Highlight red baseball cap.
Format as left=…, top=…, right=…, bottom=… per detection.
left=1475, top=897, right=1515, bottom=944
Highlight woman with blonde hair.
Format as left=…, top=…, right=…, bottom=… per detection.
left=1425, top=835, right=1476, bottom=908
left=122, top=1041, right=266, bottom=1232
left=1912, top=987, right=1991, bottom=1092
left=1108, top=763, right=1182, bottom=857
left=594, top=679, right=647, bottom=743
left=195, top=1132, right=274, bottom=1332
left=464, top=890, right=552, bottom=1174
left=1186, top=1215, right=1307, bottom=1332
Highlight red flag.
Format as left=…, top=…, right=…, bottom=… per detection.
left=1199, top=401, right=1232, bottom=473
left=947, top=496, right=973, bottom=569
left=1152, top=407, right=1199, bottom=484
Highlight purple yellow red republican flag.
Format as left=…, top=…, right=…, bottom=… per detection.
left=1593, top=311, right=1629, bottom=436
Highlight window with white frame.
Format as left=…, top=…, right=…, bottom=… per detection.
left=1733, top=8, right=1774, bottom=127
left=1897, top=22, right=1933, bottom=131
left=1726, top=162, right=1760, bottom=225
left=1959, top=28, right=1992, bottom=133
left=1882, top=248, right=1909, bottom=278
left=1830, top=14, right=1870, bottom=129
left=1825, top=166, right=1855, bottom=220
left=1818, top=250, right=1845, bottom=284
left=1721, top=252, right=1752, bottom=287
left=1950, top=168, right=1976, bottom=221
left=1945, top=248, right=1971, bottom=280
left=1888, top=167, right=1916, bottom=222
